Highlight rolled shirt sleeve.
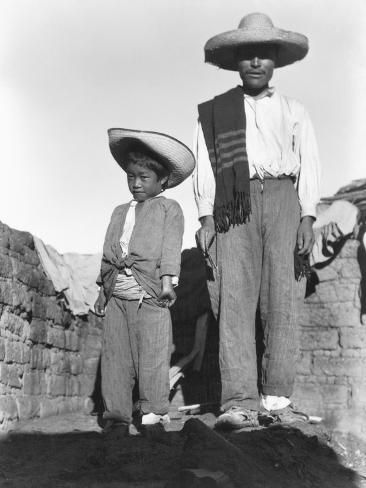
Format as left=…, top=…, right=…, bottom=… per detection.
left=192, top=120, right=216, bottom=219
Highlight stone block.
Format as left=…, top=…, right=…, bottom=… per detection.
left=23, top=371, right=41, bottom=395
left=313, top=357, right=366, bottom=378
left=67, top=375, right=80, bottom=396
left=0, top=363, right=9, bottom=384
left=29, top=319, right=47, bottom=343
left=0, top=281, right=14, bottom=306
left=46, top=326, right=65, bottom=349
left=340, top=327, right=366, bottom=349
left=0, top=311, right=28, bottom=337
left=314, top=265, right=339, bottom=282
left=83, top=334, right=102, bottom=359
left=9, top=230, right=34, bottom=253
left=0, top=396, right=18, bottom=422
left=292, top=382, right=324, bottom=414
left=300, top=328, right=339, bottom=350
left=42, top=348, right=50, bottom=369
left=16, top=395, right=40, bottom=420
left=22, top=248, right=39, bottom=266
left=79, top=374, right=96, bottom=396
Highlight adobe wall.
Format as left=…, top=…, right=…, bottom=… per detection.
left=0, top=221, right=102, bottom=430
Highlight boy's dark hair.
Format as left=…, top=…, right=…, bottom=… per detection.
left=124, top=142, right=170, bottom=188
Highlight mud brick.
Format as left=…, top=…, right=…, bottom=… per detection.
left=314, top=265, right=339, bottom=282
left=22, top=248, right=39, bottom=266
left=351, top=383, right=366, bottom=406
left=0, top=337, right=5, bottom=360
left=47, top=374, right=66, bottom=397
left=83, top=334, right=102, bottom=359
left=42, top=348, right=50, bottom=369
left=67, top=375, right=80, bottom=396
left=61, top=310, right=73, bottom=327
left=0, top=362, right=9, bottom=384
left=0, top=254, right=13, bottom=278
left=7, top=364, right=22, bottom=388
left=0, top=281, right=15, bottom=306
left=83, top=357, right=99, bottom=375
left=300, top=328, right=338, bottom=350
left=293, top=383, right=324, bottom=414
left=0, top=224, right=10, bottom=249
left=296, top=351, right=312, bottom=374
left=9, top=230, right=34, bottom=252
left=46, top=326, right=65, bottom=349
left=0, top=396, right=18, bottom=422
left=321, top=384, right=349, bottom=405
left=0, top=311, right=28, bottom=337
left=313, top=357, right=366, bottom=378
left=29, top=319, right=47, bottom=343
left=31, top=295, right=47, bottom=319
left=4, top=340, right=24, bottom=363
left=16, top=395, right=40, bottom=420
left=40, top=398, right=59, bottom=418
left=29, top=346, right=44, bottom=369
left=38, top=275, right=55, bottom=296
left=70, top=354, right=83, bottom=375
left=79, top=374, right=96, bottom=396
left=340, top=327, right=366, bottom=348
left=299, top=303, right=361, bottom=327
left=65, top=330, right=80, bottom=351
left=23, top=371, right=41, bottom=395
left=46, top=299, right=63, bottom=324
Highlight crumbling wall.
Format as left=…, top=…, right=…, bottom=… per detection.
left=294, top=239, right=366, bottom=424
left=0, top=221, right=102, bottom=429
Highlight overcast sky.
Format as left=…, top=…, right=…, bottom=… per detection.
left=0, top=0, right=365, bottom=253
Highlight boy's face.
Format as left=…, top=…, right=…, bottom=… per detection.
left=126, top=162, right=168, bottom=202
left=237, top=44, right=276, bottom=93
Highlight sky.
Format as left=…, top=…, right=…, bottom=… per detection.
left=0, top=0, right=365, bottom=254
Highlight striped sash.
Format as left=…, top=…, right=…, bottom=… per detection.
left=198, top=86, right=251, bottom=232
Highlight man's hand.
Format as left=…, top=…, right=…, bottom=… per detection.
left=158, top=276, right=177, bottom=308
left=94, top=289, right=106, bottom=317
left=297, top=216, right=315, bottom=255
left=196, top=215, right=215, bottom=254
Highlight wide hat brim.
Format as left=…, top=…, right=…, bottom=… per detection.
left=108, top=128, right=196, bottom=189
left=205, top=26, right=309, bottom=70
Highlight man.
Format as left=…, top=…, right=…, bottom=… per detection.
left=193, top=12, right=321, bottom=429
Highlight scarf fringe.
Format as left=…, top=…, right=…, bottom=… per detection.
left=214, top=192, right=251, bottom=233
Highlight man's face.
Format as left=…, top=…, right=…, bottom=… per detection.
left=237, top=44, right=276, bottom=92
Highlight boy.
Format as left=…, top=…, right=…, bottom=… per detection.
left=194, top=13, right=321, bottom=429
left=95, top=128, right=195, bottom=435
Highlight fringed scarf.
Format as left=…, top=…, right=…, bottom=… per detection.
left=198, top=86, right=251, bottom=233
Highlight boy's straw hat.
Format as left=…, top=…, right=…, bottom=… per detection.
left=108, top=128, right=195, bottom=189
left=204, top=12, right=309, bottom=71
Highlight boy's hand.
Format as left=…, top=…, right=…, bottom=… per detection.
left=158, top=276, right=176, bottom=308
left=196, top=215, right=215, bottom=254
left=94, top=290, right=106, bottom=317
left=297, top=216, right=315, bottom=255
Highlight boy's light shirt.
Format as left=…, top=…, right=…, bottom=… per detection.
left=193, top=88, right=321, bottom=219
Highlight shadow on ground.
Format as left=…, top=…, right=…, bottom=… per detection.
left=0, top=414, right=362, bottom=488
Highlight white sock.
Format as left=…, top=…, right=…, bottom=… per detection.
left=261, top=395, right=291, bottom=411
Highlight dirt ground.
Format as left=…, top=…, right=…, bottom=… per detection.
left=0, top=410, right=366, bottom=488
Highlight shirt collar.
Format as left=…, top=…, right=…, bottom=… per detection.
left=244, top=86, right=275, bottom=101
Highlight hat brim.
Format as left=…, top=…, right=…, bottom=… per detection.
left=108, top=128, right=196, bottom=189
left=204, top=27, right=309, bottom=70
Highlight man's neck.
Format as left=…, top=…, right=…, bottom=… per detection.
left=242, top=84, right=270, bottom=99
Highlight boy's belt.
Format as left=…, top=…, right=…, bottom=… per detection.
left=251, top=174, right=296, bottom=183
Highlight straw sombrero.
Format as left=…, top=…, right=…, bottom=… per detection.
left=108, top=128, right=195, bottom=189
left=204, top=12, right=309, bottom=71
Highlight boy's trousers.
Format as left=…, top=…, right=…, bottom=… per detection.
left=101, top=296, right=172, bottom=424
left=207, top=178, right=307, bottom=411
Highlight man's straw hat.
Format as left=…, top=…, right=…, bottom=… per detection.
left=108, top=128, right=195, bottom=189
left=204, top=12, right=309, bottom=71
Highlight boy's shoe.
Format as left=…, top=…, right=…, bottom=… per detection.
left=260, top=404, right=310, bottom=425
left=141, top=413, right=170, bottom=426
left=215, top=406, right=259, bottom=430
left=102, top=420, right=141, bottom=438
